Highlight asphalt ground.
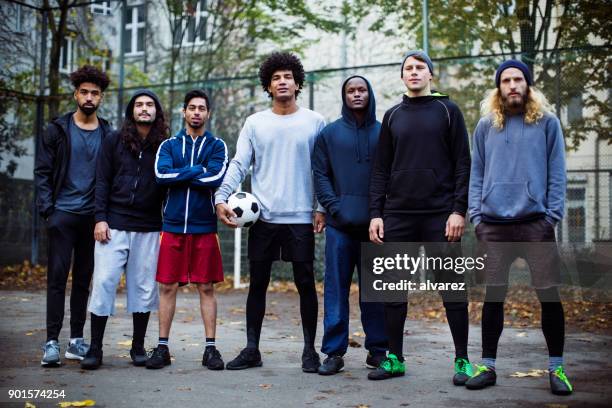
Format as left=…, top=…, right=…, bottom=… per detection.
left=0, top=290, right=610, bottom=407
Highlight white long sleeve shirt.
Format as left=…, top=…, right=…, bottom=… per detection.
left=215, top=107, right=326, bottom=224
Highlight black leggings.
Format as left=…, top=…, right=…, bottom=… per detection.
left=385, top=298, right=469, bottom=360
left=246, top=260, right=318, bottom=349
left=482, top=285, right=564, bottom=358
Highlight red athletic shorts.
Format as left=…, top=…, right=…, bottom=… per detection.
left=156, top=232, right=224, bottom=285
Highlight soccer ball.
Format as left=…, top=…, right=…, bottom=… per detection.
left=227, top=192, right=260, bottom=227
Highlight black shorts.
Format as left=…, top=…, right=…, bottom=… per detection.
left=248, top=221, right=314, bottom=262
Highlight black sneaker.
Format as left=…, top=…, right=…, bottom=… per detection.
left=549, top=366, right=573, bottom=395
left=146, top=346, right=171, bottom=369
left=130, top=344, right=147, bottom=367
left=202, top=347, right=224, bottom=370
left=80, top=344, right=103, bottom=370
left=366, top=352, right=386, bottom=369
left=302, top=348, right=321, bottom=373
left=465, top=364, right=497, bottom=390
left=318, top=355, right=344, bottom=375
left=453, top=357, right=473, bottom=386
left=226, top=347, right=263, bottom=370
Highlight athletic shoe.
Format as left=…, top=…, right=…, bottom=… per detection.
left=453, top=357, right=474, bottom=385
left=65, top=338, right=89, bottom=360
left=130, top=344, right=147, bottom=367
left=465, top=364, right=497, bottom=390
left=41, top=340, right=60, bottom=367
left=202, top=347, right=224, bottom=370
left=146, top=346, right=171, bottom=369
left=226, top=347, right=263, bottom=370
left=366, top=352, right=386, bottom=369
left=367, top=353, right=405, bottom=380
left=302, top=348, right=321, bottom=373
left=318, top=355, right=344, bottom=375
left=80, top=344, right=103, bottom=370
left=550, top=365, right=573, bottom=395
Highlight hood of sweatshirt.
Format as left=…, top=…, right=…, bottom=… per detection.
left=124, top=89, right=164, bottom=122
left=340, top=75, right=377, bottom=163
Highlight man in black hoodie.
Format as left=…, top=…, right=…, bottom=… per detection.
left=80, top=90, right=168, bottom=370
left=368, top=51, right=472, bottom=383
left=35, top=65, right=112, bottom=366
left=313, top=76, right=388, bottom=376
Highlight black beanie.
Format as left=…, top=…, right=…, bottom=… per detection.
left=495, top=59, right=533, bottom=88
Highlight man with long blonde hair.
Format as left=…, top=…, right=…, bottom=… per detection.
left=466, top=60, right=572, bottom=395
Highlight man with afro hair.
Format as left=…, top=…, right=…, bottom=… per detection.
left=35, top=64, right=113, bottom=366
left=215, top=52, right=326, bottom=373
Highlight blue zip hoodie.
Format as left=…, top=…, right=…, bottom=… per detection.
left=468, top=112, right=566, bottom=225
left=312, top=75, right=380, bottom=232
left=155, top=129, right=228, bottom=234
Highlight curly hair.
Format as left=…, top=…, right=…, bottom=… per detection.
left=69, top=65, right=110, bottom=91
left=120, top=102, right=169, bottom=156
left=258, top=52, right=305, bottom=99
left=480, top=86, right=554, bottom=129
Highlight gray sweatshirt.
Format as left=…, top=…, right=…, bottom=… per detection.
left=215, top=107, right=326, bottom=224
left=468, top=112, right=566, bottom=225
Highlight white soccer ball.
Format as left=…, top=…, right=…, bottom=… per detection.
left=227, top=192, right=261, bottom=227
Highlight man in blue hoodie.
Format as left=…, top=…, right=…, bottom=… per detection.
left=146, top=89, right=228, bottom=371
left=465, top=60, right=572, bottom=395
left=312, top=76, right=388, bottom=375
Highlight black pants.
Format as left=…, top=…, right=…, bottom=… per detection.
left=383, top=213, right=469, bottom=359
left=246, top=260, right=318, bottom=350
left=46, top=210, right=95, bottom=341
left=482, top=285, right=564, bottom=359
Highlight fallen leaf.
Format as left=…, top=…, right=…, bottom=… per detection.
left=348, top=337, right=362, bottom=348
left=510, top=369, right=548, bottom=378
left=25, top=332, right=34, bottom=336
left=516, top=332, right=527, bottom=337
left=25, top=403, right=36, bottom=408
left=117, top=340, right=132, bottom=347
left=352, top=331, right=365, bottom=338
left=259, top=384, right=272, bottom=390
left=177, top=387, right=191, bottom=391
left=57, top=400, right=96, bottom=407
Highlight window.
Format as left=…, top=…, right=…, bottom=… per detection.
left=59, top=35, right=75, bottom=74
left=89, top=50, right=112, bottom=72
left=91, top=1, right=112, bottom=15
left=566, top=185, right=586, bottom=243
left=10, top=4, right=25, bottom=32
left=173, top=0, right=208, bottom=46
left=568, top=94, right=583, bottom=124
left=124, top=5, right=145, bottom=56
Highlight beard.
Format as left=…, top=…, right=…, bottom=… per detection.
left=502, top=92, right=528, bottom=111
left=78, top=102, right=98, bottom=116
left=135, top=116, right=155, bottom=125
left=188, top=120, right=204, bottom=129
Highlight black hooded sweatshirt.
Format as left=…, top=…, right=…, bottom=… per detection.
left=94, top=90, right=166, bottom=232
left=369, top=93, right=470, bottom=218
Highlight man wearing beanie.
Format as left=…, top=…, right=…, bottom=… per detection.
left=368, top=51, right=472, bottom=383
left=466, top=60, right=572, bottom=395
left=81, top=89, right=168, bottom=369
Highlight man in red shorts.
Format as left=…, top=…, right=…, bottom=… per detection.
left=146, top=89, right=229, bottom=370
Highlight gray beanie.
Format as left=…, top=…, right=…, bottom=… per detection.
left=401, top=50, right=434, bottom=77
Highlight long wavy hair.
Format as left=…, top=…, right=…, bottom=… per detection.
left=120, top=105, right=169, bottom=155
left=480, top=86, right=554, bottom=129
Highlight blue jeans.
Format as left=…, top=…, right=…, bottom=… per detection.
left=321, top=225, right=387, bottom=356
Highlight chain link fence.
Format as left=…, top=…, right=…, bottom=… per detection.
left=1, top=45, right=610, bottom=281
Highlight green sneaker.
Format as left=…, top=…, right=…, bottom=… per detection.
left=550, top=366, right=573, bottom=395
left=465, top=364, right=497, bottom=390
left=367, top=353, right=405, bottom=381
left=453, top=357, right=473, bottom=385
